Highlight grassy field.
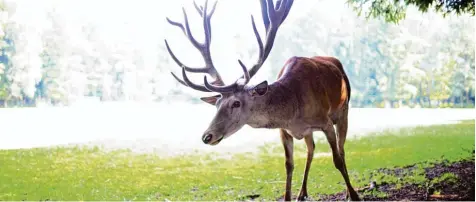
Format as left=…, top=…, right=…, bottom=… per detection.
left=0, top=120, right=474, bottom=201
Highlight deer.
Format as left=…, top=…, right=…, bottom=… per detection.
left=164, top=0, right=361, bottom=201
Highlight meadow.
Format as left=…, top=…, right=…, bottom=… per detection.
left=0, top=120, right=474, bottom=200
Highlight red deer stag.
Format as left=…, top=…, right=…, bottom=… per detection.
left=164, top=0, right=360, bottom=201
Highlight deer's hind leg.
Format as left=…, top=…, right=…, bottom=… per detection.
left=335, top=106, right=360, bottom=201
left=322, top=112, right=360, bottom=201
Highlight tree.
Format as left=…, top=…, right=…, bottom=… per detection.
left=0, top=0, right=15, bottom=106
left=0, top=0, right=473, bottom=108
left=347, top=0, right=475, bottom=23
left=40, top=6, right=70, bottom=105
left=1, top=0, right=45, bottom=107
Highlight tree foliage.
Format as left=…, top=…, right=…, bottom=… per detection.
left=347, top=0, right=475, bottom=23
left=0, top=0, right=474, bottom=108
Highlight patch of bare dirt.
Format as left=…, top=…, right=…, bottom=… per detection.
left=317, top=156, right=475, bottom=201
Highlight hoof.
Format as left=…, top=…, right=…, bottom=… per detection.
left=297, top=192, right=308, bottom=201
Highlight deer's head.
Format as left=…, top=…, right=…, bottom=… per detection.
left=165, top=0, right=294, bottom=145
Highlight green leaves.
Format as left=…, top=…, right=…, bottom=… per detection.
left=347, top=0, right=407, bottom=23
left=347, top=0, right=475, bottom=23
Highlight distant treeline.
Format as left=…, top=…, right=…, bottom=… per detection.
left=0, top=1, right=474, bottom=108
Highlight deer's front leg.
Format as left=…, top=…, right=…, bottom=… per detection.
left=297, top=134, right=315, bottom=201
left=280, top=129, right=294, bottom=201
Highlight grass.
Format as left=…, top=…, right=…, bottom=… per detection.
left=0, top=120, right=474, bottom=200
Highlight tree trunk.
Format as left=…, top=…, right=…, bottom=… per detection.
left=417, top=96, right=423, bottom=106
left=466, top=91, right=471, bottom=107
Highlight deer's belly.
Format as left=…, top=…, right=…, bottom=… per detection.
left=285, top=126, right=322, bottom=140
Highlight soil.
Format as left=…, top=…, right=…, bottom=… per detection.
left=315, top=156, right=475, bottom=201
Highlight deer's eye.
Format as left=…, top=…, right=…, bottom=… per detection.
left=231, top=101, right=241, bottom=108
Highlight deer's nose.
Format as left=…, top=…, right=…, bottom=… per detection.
left=202, top=133, right=213, bottom=144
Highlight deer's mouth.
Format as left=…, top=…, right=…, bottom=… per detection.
left=210, top=136, right=224, bottom=146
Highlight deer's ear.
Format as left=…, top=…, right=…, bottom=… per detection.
left=250, top=81, right=268, bottom=96
left=200, top=94, right=221, bottom=106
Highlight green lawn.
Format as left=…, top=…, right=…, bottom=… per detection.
left=0, top=120, right=474, bottom=201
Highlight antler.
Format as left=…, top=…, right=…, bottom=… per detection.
left=203, top=0, right=294, bottom=93
left=165, top=0, right=222, bottom=92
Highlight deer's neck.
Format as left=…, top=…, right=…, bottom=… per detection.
left=247, top=81, right=298, bottom=129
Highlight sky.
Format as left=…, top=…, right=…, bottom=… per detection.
left=4, top=0, right=340, bottom=84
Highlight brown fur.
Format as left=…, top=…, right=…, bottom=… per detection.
left=165, top=0, right=359, bottom=200
left=273, top=56, right=351, bottom=126
left=270, top=56, right=359, bottom=201
left=277, top=56, right=350, bottom=112
left=197, top=55, right=360, bottom=201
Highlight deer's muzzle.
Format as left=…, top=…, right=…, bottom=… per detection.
left=202, top=132, right=224, bottom=145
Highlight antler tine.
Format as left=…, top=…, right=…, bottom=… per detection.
left=166, top=0, right=225, bottom=93
left=204, top=59, right=251, bottom=93
left=260, top=0, right=271, bottom=32
left=193, top=1, right=204, bottom=17
left=193, top=0, right=218, bottom=18
left=234, top=0, right=294, bottom=84
left=164, top=40, right=209, bottom=73
left=275, top=0, right=282, bottom=10
left=275, top=0, right=293, bottom=25
left=204, top=76, right=237, bottom=93
left=170, top=70, right=212, bottom=92
left=181, top=67, right=212, bottom=92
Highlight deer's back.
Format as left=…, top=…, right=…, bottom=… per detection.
left=277, top=56, right=350, bottom=116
